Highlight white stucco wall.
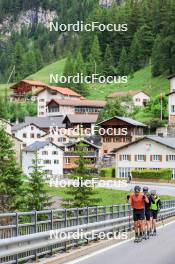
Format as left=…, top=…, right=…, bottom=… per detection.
left=14, top=124, right=46, bottom=146
left=115, top=138, right=175, bottom=178
left=170, top=77, right=175, bottom=92
left=22, top=143, right=64, bottom=177
left=133, top=92, right=150, bottom=107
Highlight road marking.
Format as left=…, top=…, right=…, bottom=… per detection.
left=65, top=220, right=175, bottom=264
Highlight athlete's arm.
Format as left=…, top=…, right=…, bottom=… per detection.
left=143, top=195, right=149, bottom=203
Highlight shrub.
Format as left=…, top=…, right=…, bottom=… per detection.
left=100, top=168, right=115, bottom=178
left=131, top=169, right=172, bottom=180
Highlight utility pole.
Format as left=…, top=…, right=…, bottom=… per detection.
left=160, top=93, right=163, bottom=121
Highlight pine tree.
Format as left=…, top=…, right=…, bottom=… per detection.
left=151, top=35, right=163, bottom=77
left=26, top=152, right=52, bottom=211
left=87, top=35, right=102, bottom=75
left=103, top=44, right=115, bottom=76
left=117, top=48, right=130, bottom=75
left=129, top=33, right=142, bottom=72
left=0, top=126, right=25, bottom=211
left=63, top=142, right=100, bottom=208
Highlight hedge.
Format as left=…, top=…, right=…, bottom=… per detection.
left=131, top=169, right=172, bottom=180
left=100, top=168, right=115, bottom=178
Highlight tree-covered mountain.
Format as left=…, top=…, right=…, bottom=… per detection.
left=0, top=0, right=99, bottom=83
left=0, top=0, right=175, bottom=95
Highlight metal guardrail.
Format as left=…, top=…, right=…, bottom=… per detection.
left=0, top=200, right=175, bottom=264
left=0, top=204, right=131, bottom=239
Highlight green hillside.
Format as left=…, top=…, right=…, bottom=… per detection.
left=0, top=59, right=170, bottom=99
left=28, top=58, right=66, bottom=84
left=28, top=58, right=169, bottom=99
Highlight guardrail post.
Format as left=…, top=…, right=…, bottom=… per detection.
left=110, top=205, right=114, bottom=219
left=65, top=209, right=67, bottom=227
left=96, top=206, right=98, bottom=222
left=15, top=212, right=19, bottom=237
left=76, top=208, right=79, bottom=225
left=87, top=207, right=89, bottom=224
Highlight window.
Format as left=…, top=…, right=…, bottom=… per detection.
left=167, top=155, right=175, bottom=161
left=39, top=99, right=45, bottom=102
left=135, top=98, right=140, bottom=102
left=54, top=160, right=59, bottom=164
left=120, top=155, right=130, bottom=161
left=31, top=126, right=34, bottom=131
left=49, top=106, right=59, bottom=113
left=52, top=151, right=58, bottom=155
left=23, top=143, right=26, bottom=147
left=65, top=158, right=70, bottom=164
left=30, top=133, right=34, bottom=138
left=119, top=168, right=131, bottom=178
left=171, top=105, right=175, bottom=113
left=39, top=112, right=44, bottom=116
left=43, top=160, right=51, bottom=164
left=137, top=155, right=145, bottom=161
left=152, top=155, right=161, bottom=161
left=39, top=106, right=45, bottom=109
left=23, top=133, right=27, bottom=138
left=37, top=134, right=41, bottom=138
left=42, top=151, right=48, bottom=155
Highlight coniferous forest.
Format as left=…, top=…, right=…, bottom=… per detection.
left=0, top=0, right=175, bottom=85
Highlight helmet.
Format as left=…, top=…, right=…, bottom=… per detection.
left=150, top=190, right=156, bottom=195
left=134, top=185, right=141, bottom=193
left=143, top=186, right=149, bottom=193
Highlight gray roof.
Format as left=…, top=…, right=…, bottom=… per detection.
left=24, top=141, right=62, bottom=152
left=12, top=116, right=65, bottom=132
left=24, top=141, right=50, bottom=152
left=147, top=136, right=175, bottom=150
left=112, top=135, right=175, bottom=153
left=98, top=116, right=147, bottom=127
left=64, top=114, right=98, bottom=124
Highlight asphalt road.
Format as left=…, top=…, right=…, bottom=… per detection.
left=65, top=221, right=175, bottom=264
left=99, top=181, right=175, bottom=196
left=53, top=179, right=175, bottom=196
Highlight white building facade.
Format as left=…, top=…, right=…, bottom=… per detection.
left=12, top=123, right=47, bottom=148
left=36, top=87, right=82, bottom=117
left=114, top=136, right=175, bottom=179
left=132, top=91, right=150, bottom=107
left=22, top=141, right=64, bottom=178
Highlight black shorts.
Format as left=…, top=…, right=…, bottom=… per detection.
left=133, top=209, right=145, bottom=221
left=150, top=210, right=158, bottom=219
left=145, top=210, right=151, bottom=221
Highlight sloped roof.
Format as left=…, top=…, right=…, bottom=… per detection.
left=12, top=116, right=65, bottom=132
left=24, top=141, right=63, bottom=152
left=111, top=136, right=175, bottom=153
left=63, top=114, right=99, bottom=124
left=47, top=99, right=106, bottom=107
left=107, top=90, right=150, bottom=98
left=10, top=80, right=45, bottom=89
left=97, top=116, right=147, bottom=127
left=35, top=85, right=82, bottom=97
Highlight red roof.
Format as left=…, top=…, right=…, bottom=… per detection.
left=36, top=85, right=82, bottom=97
left=11, top=80, right=46, bottom=89
left=47, top=99, right=106, bottom=107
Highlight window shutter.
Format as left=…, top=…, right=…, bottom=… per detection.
left=150, top=155, right=152, bottom=161
left=119, top=155, right=122, bottom=161
left=166, top=155, right=169, bottom=161
left=160, top=155, right=162, bottom=162
left=144, top=155, right=146, bottom=161
left=135, top=155, right=137, bottom=161
left=128, top=155, right=131, bottom=161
